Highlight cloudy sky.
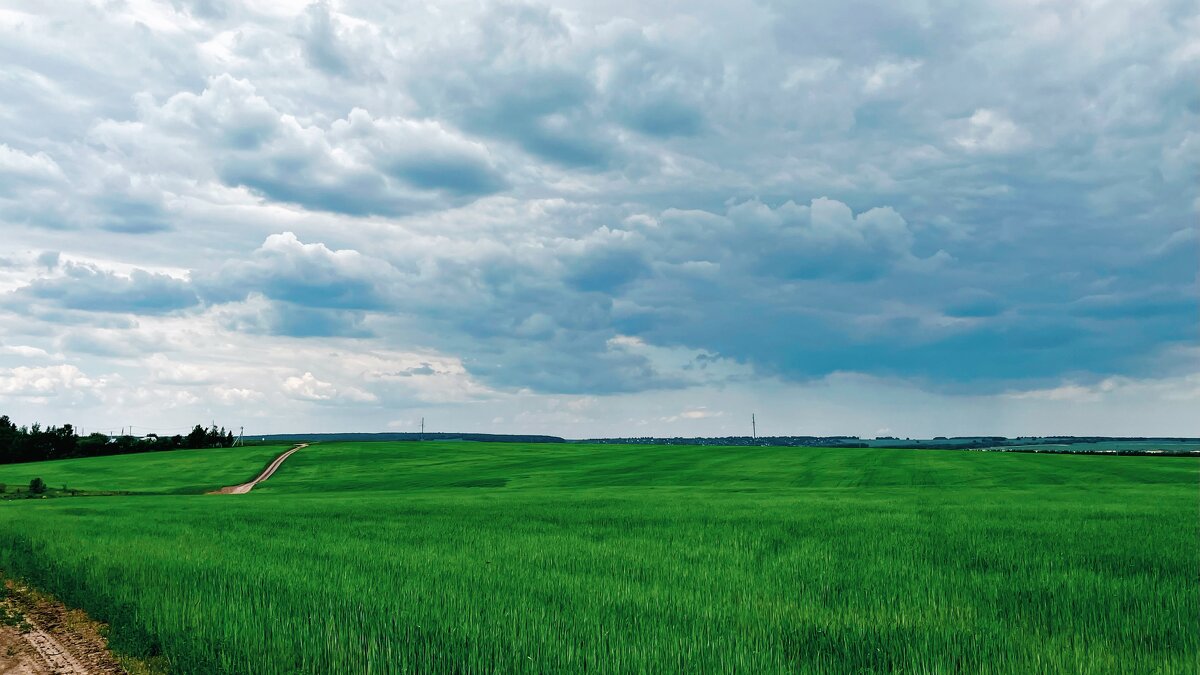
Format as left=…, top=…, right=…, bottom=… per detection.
left=1, top=0, right=1197, bottom=438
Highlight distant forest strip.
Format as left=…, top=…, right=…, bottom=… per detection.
left=257, top=432, right=566, bottom=444
left=585, top=435, right=1200, bottom=455
left=0, top=416, right=236, bottom=465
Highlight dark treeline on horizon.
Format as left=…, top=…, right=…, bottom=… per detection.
left=0, top=415, right=236, bottom=465
left=258, top=432, right=566, bottom=444
left=583, top=436, right=871, bottom=447
left=582, top=435, right=1200, bottom=453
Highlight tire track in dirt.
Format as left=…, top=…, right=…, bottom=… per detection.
left=23, top=625, right=89, bottom=674
left=1, top=580, right=126, bottom=674
left=213, top=443, right=307, bottom=494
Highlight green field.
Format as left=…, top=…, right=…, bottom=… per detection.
left=0, top=444, right=291, bottom=495
left=0, top=442, right=1195, bottom=673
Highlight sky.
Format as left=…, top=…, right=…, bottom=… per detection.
left=0, top=0, right=1197, bottom=438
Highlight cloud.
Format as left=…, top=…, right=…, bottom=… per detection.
left=561, top=227, right=651, bottom=292
left=370, top=363, right=438, bottom=378
left=953, top=109, right=1030, bottom=153
left=216, top=297, right=373, bottom=338
left=147, top=354, right=218, bottom=385
left=9, top=262, right=198, bottom=315
left=406, top=4, right=606, bottom=167
left=403, top=5, right=723, bottom=167
left=0, top=0, right=1197, bottom=433
left=0, top=364, right=101, bottom=397
left=661, top=407, right=722, bottom=422
left=139, top=76, right=508, bottom=215
left=282, top=371, right=376, bottom=403
left=0, top=144, right=66, bottom=188
left=58, top=328, right=167, bottom=357
left=655, top=196, right=926, bottom=281
left=1005, top=374, right=1200, bottom=405
left=211, top=386, right=266, bottom=405
left=944, top=289, right=1006, bottom=318
left=0, top=142, right=176, bottom=232
left=199, top=232, right=397, bottom=310
left=862, top=59, right=921, bottom=94
left=0, top=345, right=52, bottom=359
left=36, top=251, right=60, bottom=269
left=766, top=1, right=944, bottom=61
left=295, top=1, right=352, bottom=76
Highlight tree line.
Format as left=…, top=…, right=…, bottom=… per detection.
left=0, top=415, right=236, bottom=465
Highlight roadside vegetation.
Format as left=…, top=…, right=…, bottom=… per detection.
left=0, top=441, right=1194, bottom=673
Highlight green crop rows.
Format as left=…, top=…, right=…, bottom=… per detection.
left=0, top=443, right=291, bottom=495
left=0, top=441, right=1195, bottom=673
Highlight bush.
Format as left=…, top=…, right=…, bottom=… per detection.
left=28, top=477, right=46, bottom=494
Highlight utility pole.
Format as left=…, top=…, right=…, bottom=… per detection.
left=752, top=414, right=756, bottom=441
left=420, top=417, right=425, bottom=440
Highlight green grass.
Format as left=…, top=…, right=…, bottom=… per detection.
left=0, top=441, right=1195, bottom=673
left=257, top=441, right=1196, bottom=491
left=1008, top=440, right=1200, bottom=452
left=0, top=444, right=291, bottom=495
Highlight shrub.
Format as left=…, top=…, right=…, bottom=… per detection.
left=28, top=477, right=46, bottom=494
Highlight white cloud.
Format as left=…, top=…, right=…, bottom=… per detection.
left=148, top=354, right=218, bottom=385
left=782, top=58, right=840, bottom=88
left=282, top=371, right=377, bottom=403
left=211, top=386, right=267, bottom=405
left=134, top=75, right=508, bottom=216
left=661, top=407, right=723, bottom=422
left=1004, top=375, right=1200, bottom=404
left=0, top=345, right=52, bottom=359
left=0, top=364, right=101, bottom=397
left=953, top=109, right=1031, bottom=153
left=0, top=143, right=65, bottom=185
left=862, top=59, right=921, bottom=93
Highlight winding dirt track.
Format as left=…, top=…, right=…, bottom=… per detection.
left=214, top=443, right=307, bottom=494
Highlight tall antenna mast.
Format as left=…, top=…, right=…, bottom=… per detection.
left=752, top=413, right=756, bottom=440
left=235, top=426, right=244, bottom=447
left=420, top=417, right=425, bottom=440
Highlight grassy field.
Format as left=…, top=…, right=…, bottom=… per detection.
left=0, top=441, right=1195, bottom=673
left=1002, top=440, right=1200, bottom=453
left=0, top=444, right=291, bottom=495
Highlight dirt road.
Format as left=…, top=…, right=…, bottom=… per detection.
left=213, top=443, right=307, bottom=495
left=0, top=580, right=126, bottom=674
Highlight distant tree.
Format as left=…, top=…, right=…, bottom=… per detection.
left=185, top=424, right=208, bottom=448
left=29, top=477, right=46, bottom=494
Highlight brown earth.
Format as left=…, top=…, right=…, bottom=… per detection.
left=0, top=580, right=126, bottom=674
